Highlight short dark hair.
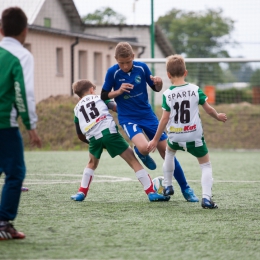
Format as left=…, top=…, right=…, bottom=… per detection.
left=72, top=80, right=96, bottom=98
left=1, top=7, right=28, bottom=36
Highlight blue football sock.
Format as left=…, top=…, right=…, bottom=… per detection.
left=173, top=157, right=190, bottom=193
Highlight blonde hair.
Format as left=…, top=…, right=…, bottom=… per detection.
left=72, top=79, right=96, bottom=98
left=166, top=54, right=186, bottom=77
left=115, top=42, right=134, bottom=58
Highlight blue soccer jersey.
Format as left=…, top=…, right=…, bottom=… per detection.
left=102, top=61, right=158, bottom=125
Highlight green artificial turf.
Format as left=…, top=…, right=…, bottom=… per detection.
left=0, top=150, right=260, bottom=260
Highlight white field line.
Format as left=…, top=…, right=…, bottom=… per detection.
left=1, top=174, right=260, bottom=185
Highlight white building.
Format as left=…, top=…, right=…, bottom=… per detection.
left=0, top=0, right=175, bottom=104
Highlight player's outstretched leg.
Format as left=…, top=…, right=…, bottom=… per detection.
left=121, top=148, right=169, bottom=202
left=134, top=146, right=156, bottom=170
left=71, top=167, right=94, bottom=202
left=174, top=157, right=199, bottom=202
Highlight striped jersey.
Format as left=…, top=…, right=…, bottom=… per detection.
left=74, top=95, right=117, bottom=141
left=162, top=83, right=207, bottom=144
left=0, top=37, right=37, bottom=130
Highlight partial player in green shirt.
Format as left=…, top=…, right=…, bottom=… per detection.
left=0, top=7, right=41, bottom=240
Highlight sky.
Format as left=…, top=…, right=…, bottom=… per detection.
left=74, top=0, right=260, bottom=61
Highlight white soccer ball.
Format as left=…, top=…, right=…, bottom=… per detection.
left=152, top=176, right=165, bottom=195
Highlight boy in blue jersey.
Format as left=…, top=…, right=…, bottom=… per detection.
left=101, top=42, right=198, bottom=202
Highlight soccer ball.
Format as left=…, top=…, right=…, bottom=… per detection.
left=152, top=176, right=165, bottom=195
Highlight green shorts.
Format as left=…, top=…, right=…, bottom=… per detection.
left=89, top=128, right=129, bottom=159
left=167, top=137, right=208, bottom=158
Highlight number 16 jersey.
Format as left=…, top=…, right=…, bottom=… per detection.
left=162, top=83, right=207, bottom=145
left=74, top=95, right=117, bottom=141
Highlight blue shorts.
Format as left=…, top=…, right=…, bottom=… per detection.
left=121, top=121, right=167, bottom=141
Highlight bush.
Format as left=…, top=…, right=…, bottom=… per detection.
left=215, top=88, right=252, bottom=104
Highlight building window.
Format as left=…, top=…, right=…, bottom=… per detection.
left=44, top=18, right=51, bottom=28
left=56, top=48, right=63, bottom=76
left=79, top=51, right=87, bottom=79
left=94, top=52, right=102, bottom=85
left=24, top=43, right=31, bottom=52
left=106, top=54, right=111, bottom=70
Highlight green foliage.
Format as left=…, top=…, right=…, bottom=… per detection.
left=156, top=8, right=236, bottom=86
left=1, top=151, right=260, bottom=259
left=215, top=88, right=252, bottom=104
left=157, top=8, right=235, bottom=58
left=81, top=7, right=126, bottom=25
left=250, top=69, right=260, bottom=87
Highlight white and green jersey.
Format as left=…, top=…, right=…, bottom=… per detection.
left=0, top=37, right=37, bottom=130
left=162, top=83, right=207, bottom=145
left=74, top=95, right=117, bottom=141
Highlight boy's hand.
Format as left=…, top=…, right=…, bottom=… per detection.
left=150, top=75, right=163, bottom=91
left=147, top=139, right=158, bottom=153
left=218, top=113, right=228, bottom=123
left=118, top=83, right=134, bottom=94
left=28, top=129, right=42, bottom=148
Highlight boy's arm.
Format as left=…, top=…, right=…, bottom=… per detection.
left=101, top=68, right=133, bottom=100
left=101, top=86, right=133, bottom=100
left=150, top=75, right=163, bottom=92
left=105, top=99, right=117, bottom=112
left=14, top=52, right=42, bottom=147
left=75, top=122, right=89, bottom=144
left=142, top=62, right=163, bottom=92
left=147, top=110, right=170, bottom=152
left=74, top=114, right=89, bottom=144
left=202, top=101, right=227, bottom=122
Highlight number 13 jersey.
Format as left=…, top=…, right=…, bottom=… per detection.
left=74, top=95, right=117, bottom=141
left=162, top=83, right=208, bottom=144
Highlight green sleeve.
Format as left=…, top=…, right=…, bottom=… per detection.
left=74, top=115, right=79, bottom=123
left=162, top=94, right=170, bottom=111
left=198, top=88, right=207, bottom=105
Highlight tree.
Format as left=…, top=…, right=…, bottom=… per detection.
left=157, top=8, right=235, bottom=58
left=156, top=8, right=236, bottom=86
left=81, top=7, right=126, bottom=25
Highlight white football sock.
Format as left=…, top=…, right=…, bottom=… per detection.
left=200, top=162, right=213, bottom=200
left=163, top=148, right=175, bottom=187
left=81, top=168, right=94, bottom=188
left=135, top=169, right=152, bottom=190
